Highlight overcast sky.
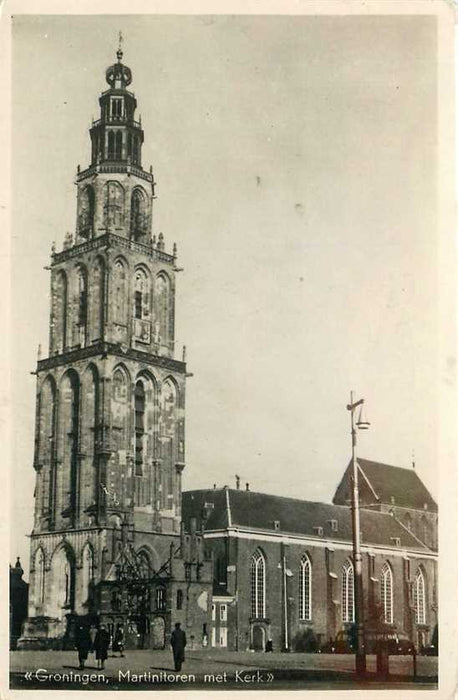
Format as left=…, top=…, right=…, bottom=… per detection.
left=11, top=14, right=440, bottom=574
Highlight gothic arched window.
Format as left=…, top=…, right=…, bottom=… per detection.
left=78, top=186, right=95, bottom=238
left=404, top=513, right=412, bottom=532
left=113, top=260, right=128, bottom=325
left=77, top=266, right=88, bottom=347
left=341, top=560, right=354, bottom=623
left=154, top=273, right=171, bottom=347
left=299, top=554, right=312, bottom=621
left=35, top=548, right=45, bottom=606
left=138, top=551, right=151, bottom=579
left=380, top=562, right=393, bottom=624
left=251, top=549, right=266, bottom=619
left=134, top=268, right=151, bottom=321
left=414, top=568, right=426, bottom=625
left=55, top=270, right=68, bottom=352
left=130, top=188, right=147, bottom=239
left=103, top=181, right=124, bottom=230
left=134, top=380, right=145, bottom=476
left=90, top=259, right=104, bottom=342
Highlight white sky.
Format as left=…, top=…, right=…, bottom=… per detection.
left=11, top=14, right=441, bottom=575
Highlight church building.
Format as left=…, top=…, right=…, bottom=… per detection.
left=19, top=45, right=212, bottom=650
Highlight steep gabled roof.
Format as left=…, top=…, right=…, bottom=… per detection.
left=182, top=488, right=431, bottom=552
left=333, top=458, right=437, bottom=512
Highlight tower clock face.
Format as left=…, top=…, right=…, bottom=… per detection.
left=106, top=65, right=132, bottom=87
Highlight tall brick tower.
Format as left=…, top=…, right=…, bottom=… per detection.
left=19, top=44, right=211, bottom=649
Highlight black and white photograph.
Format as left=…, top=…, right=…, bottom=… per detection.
left=4, top=2, right=455, bottom=695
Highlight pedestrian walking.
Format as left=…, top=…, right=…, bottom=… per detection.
left=170, top=622, right=186, bottom=672
left=75, top=624, right=92, bottom=670
left=94, top=624, right=111, bottom=670
left=112, top=623, right=125, bottom=657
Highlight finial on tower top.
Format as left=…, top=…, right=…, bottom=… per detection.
left=117, top=31, right=124, bottom=62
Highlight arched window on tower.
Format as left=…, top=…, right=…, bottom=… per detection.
left=133, top=135, right=139, bottom=165
left=341, top=560, right=354, bottom=623
left=130, top=188, right=148, bottom=240
left=77, top=267, right=88, bottom=347
left=250, top=549, right=266, bottom=619
left=154, top=274, right=171, bottom=349
left=137, top=551, right=152, bottom=579
left=134, top=380, right=145, bottom=476
left=78, top=186, right=95, bottom=238
left=133, top=268, right=151, bottom=322
left=414, top=568, right=426, bottom=625
left=299, top=554, right=312, bottom=621
left=103, top=182, right=124, bottom=230
left=115, top=131, right=122, bottom=160
left=127, top=133, right=132, bottom=161
left=35, top=548, right=45, bottom=607
left=54, top=270, right=68, bottom=353
left=380, top=562, right=393, bottom=624
left=108, top=131, right=115, bottom=159
left=113, top=260, right=128, bottom=326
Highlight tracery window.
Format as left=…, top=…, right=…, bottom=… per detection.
left=250, top=549, right=266, bottom=619
left=414, top=568, right=426, bottom=625
left=103, top=181, right=124, bottom=229
left=380, top=562, right=393, bottom=624
left=299, top=554, right=312, bottom=621
left=134, top=380, right=145, bottom=476
left=130, top=188, right=148, bottom=239
left=78, top=186, right=95, bottom=237
left=341, top=560, right=355, bottom=623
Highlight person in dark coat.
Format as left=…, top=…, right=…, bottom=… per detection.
left=75, top=624, right=92, bottom=670
left=94, top=624, right=111, bottom=670
left=170, top=622, right=186, bottom=672
left=112, top=624, right=125, bottom=658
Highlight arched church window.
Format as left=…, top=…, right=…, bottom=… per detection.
left=55, top=270, right=68, bottom=352
left=90, top=259, right=104, bottom=341
left=115, top=131, right=122, bottom=160
left=404, top=513, right=412, bottom=532
left=414, top=568, right=426, bottom=625
left=103, top=182, right=124, bottom=230
left=299, top=554, right=312, bottom=621
left=134, top=380, right=145, bottom=476
left=113, top=260, right=128, bottom=325
left=154, top=273, right=170, bottom=346
left=380, top=562, right=393, bottom=624
left=134, top=268, right=150, bottom=321
left=77, top=267, right=88, bottom=346
left=137, top=551, right=151, bottom=578
left=78, top=186, right=95, bottom=237
left=250, top=549, right=266, bottom=619
left=130, top=188, right=147, bottom=239
left=108, top=131, right=115, bottom=159
left=341, top=560, right=354, bottom=623
left=127, top=133, right=132, bottom=159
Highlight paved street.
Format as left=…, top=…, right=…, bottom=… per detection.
left=10, top=649, right=438, bottom=690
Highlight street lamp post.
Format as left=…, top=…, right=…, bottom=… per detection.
left=347, top=391, right=370, bottom=676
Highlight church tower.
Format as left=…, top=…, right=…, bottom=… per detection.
left=20, top=44, right=210, bottom=648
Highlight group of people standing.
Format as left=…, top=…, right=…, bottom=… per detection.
left=75, top=623, right=125, bottom=670
left=75, top=621, right=187, bottom=673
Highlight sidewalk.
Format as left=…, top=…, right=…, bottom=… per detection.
left=10, top=649, right=438, bottom=691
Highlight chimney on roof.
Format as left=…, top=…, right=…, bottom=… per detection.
left=246, top=482, right=250, bottom=491
left=236, top=475, right=240, bottom=490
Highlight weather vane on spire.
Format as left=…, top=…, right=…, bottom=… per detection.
left=117, top=30, right=124, bottom=61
